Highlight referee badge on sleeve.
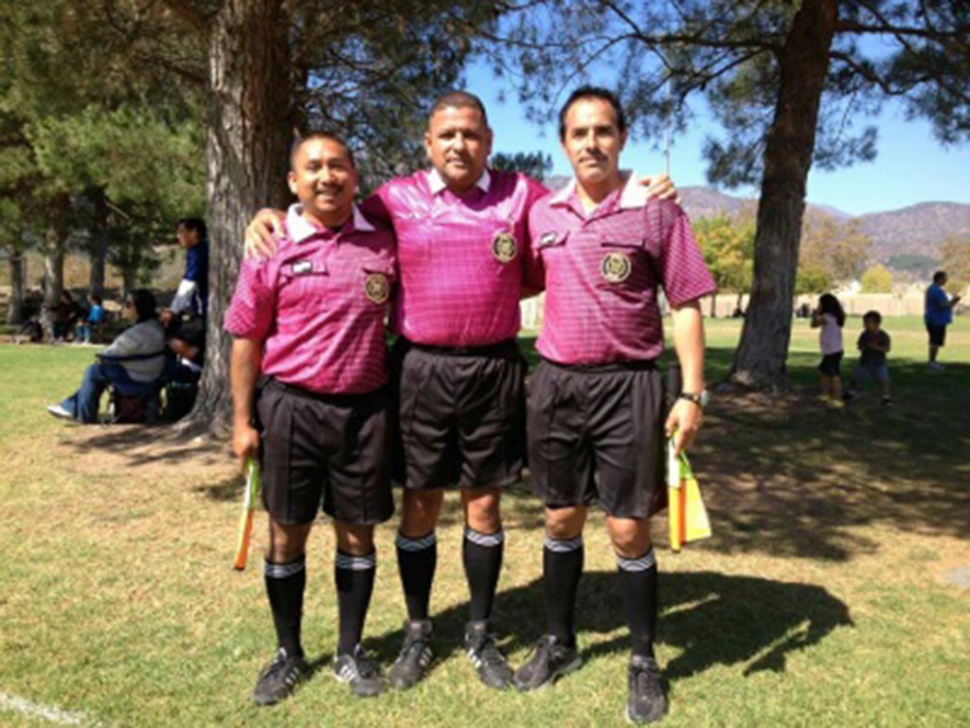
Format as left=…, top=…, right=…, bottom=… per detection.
left=492, top=231, right=518, bottom=263
left=601, top=252, right=632, bottom=283
left=364, top=273, right=390, bottom=304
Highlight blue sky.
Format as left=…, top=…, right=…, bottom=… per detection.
left=465, top=61, right=970, bottom=217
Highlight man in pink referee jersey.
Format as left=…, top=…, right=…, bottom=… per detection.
left=227, top=133, right=396, bottom=705
left=244, top=91, right=676, bottom=692
left=511, top=87, right=715, bottom=725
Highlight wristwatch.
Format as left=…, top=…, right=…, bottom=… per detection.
left=678, top=390, right=710, bottom=408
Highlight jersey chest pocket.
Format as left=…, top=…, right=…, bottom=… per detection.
left=595, top=239, right=649, bottom=294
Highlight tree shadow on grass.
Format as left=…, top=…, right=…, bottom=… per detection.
left=63, top=422, right=228, bottom=468
left=680, top=346, right=970, bottom=561
left=360, top=570, right=851, bottom=684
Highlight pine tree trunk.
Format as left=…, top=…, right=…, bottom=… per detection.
left=90, top=190, right=108, bottom=299
left=729, top=0, right=838, bottom=391
left=6, top=254, right=26, bottom=325
left=186, top=0, right=294, bottom=433
left=40, top=193, right=71, bottom=341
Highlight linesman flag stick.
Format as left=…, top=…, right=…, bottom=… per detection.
left=233, top=457, right=261, bottom=571
left=667, top=438, right=712, bottom=552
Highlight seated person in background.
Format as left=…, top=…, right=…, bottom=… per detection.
left=167, top=314, right=206, bottom=380
left=845, top=310, right=892, bottom=406
left=47, top=290, right=166, bottom=423
left=74, top=294, right=105, bottom=344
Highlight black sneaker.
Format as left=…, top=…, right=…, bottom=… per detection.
left=626, top=655, right=667, bottom=724
left=252, top=648, right=309, bottom=706
left=333, top=645, right=386, bottom=698
left=389, top=619, right=434, bottom=690
left=465, top=620, right=512, bottom=690
left=513, top=634, right=582, bottom=692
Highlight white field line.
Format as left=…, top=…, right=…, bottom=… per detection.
left=0, top=690, right=96, bottom=726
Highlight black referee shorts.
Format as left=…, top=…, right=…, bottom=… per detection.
left=926, top=324, right=946, bottom=348
left=527, top=359, right=666, bottom=519
left=257, top=379, right=393, bottom=526
left=391, top=338, right=527, bottom=490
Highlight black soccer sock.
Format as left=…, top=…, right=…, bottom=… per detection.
left=265, top=556, right=306, bottom=658
left=543, top=535, right=584, bottom=647
left=617, top=548, right=659, bottom=659
left=396, top=531, right=437, bottom=622
left=335, top=550, right=377, bottom=656
left=463, top=527, right=505, bottom=623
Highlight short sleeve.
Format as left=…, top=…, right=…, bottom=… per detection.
left=652, top=200, right=716, bottom=306
left=224, top=258, right=274, bottom=341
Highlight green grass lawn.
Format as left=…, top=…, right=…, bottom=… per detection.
left=1, top=317, right=968, bottom=727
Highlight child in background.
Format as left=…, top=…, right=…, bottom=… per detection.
left=846, top=310, right=892, bottom=405
left=811, top=293, right=846, bottom=409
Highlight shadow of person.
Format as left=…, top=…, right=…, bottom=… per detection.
left=360, top=570, right=852, bottom=684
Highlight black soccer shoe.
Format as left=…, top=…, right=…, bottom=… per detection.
left=512, top=634, right=582, bottom=692
left=252, top=648, right=309, bottom=706
left=464, top=620, right=513, bottom=690
left=625, top=655, right=667, bottom=724
left=389, top=619, right=434, bottom=690
left=333, top=645, right=386, bottom=698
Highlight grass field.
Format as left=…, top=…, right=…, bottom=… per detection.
left=1, top=316, right=969, bottom=727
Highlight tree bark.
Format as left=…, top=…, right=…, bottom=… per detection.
left=39, top=193, right=71, bottom=341
left=89, top=189, right=108, bottom=300
left=6, top=254, right=26, bottom=325
left=186, top=0, right=294, bottom=432
left=729, top=0, right=838, bottom=391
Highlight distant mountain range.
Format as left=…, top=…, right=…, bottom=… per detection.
left=543, top=176, right=970, bottom=270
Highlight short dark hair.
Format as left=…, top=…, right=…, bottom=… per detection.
left=933, top=270, right=947, bottom=284
left=177, top=217, right=207, bottom=239
left=863, top=310, right=882, bottom=324
left=289, top=131, right=356, bottom=170
left=91, top=294, right=102, bottom=305
left=128, top=289, right=157, bottom=323
left=429, top=90, right=489, bottom=128
left=558, top=86, right=627, bottom=142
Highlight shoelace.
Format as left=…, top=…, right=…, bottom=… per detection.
left=474, top=636, right=507, bottom=669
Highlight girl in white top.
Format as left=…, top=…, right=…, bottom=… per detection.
left=811, top=293, right=846, bottom=408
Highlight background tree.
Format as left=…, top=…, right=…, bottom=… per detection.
left=860, top=263, right=893, bottom=292
left=939, top=234, right=970, bottom=294
left=491, top=151, right=554, bottom=182
left=798, top=210, right=872, bottom=293
left=488, top=0, right=970, bottom=389
left=694, top=211, right=755, bottom=315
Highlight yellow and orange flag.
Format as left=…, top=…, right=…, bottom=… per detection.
left=666, top=439, right=712, bottom=552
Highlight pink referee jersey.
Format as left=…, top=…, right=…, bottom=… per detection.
left=361, top=168, right=548, bottom=348
left=224, top=204, right=396, bottom=394
left=528, top=175, right=716, bottom=365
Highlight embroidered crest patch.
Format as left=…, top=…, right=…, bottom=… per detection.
left=364, top=273, right=390, bottom=304
left=492, top=231, right=518, bottom=263
left=600, top=252, right=632, bottom=283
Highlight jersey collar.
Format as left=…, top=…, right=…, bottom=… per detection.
left=286, top=203, right=376, bottom=243
left=427, top=167, right=491, bottom=196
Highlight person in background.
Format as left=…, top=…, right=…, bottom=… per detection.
left=74, top=294, right=105, bottom=344
left=161, top=217, right=209, bottom=326
left=46, top=290, right=166, bottom=423
left=924, top=270, right=961, bottom=371
left=811, top=293, right=846, bottom=409
left=845, top=310, right=892, bottom=406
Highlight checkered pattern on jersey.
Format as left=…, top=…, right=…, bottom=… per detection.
left=528, top=185, right=715, bottom=365
left=224, top=206, right=396, bottom=395
left=364, top=169, right=548, bottom=348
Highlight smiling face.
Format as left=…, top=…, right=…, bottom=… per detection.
left=288, top=137, right=357, bottom=227
left=424, top=105, right=493, bottom=194
left=560, top=96, right=628, bottom=198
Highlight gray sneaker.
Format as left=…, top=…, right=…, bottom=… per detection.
left=626, top=655, right=667, bottom=724
left=513, top=634, right=582, bottom=691
left=465, top=620, right=512, bottom=690
left=333, top=645, right=385, bottom=698
left=389, top=619, right=434, bottom=690
left=252, top=648, right=309, bottom=706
